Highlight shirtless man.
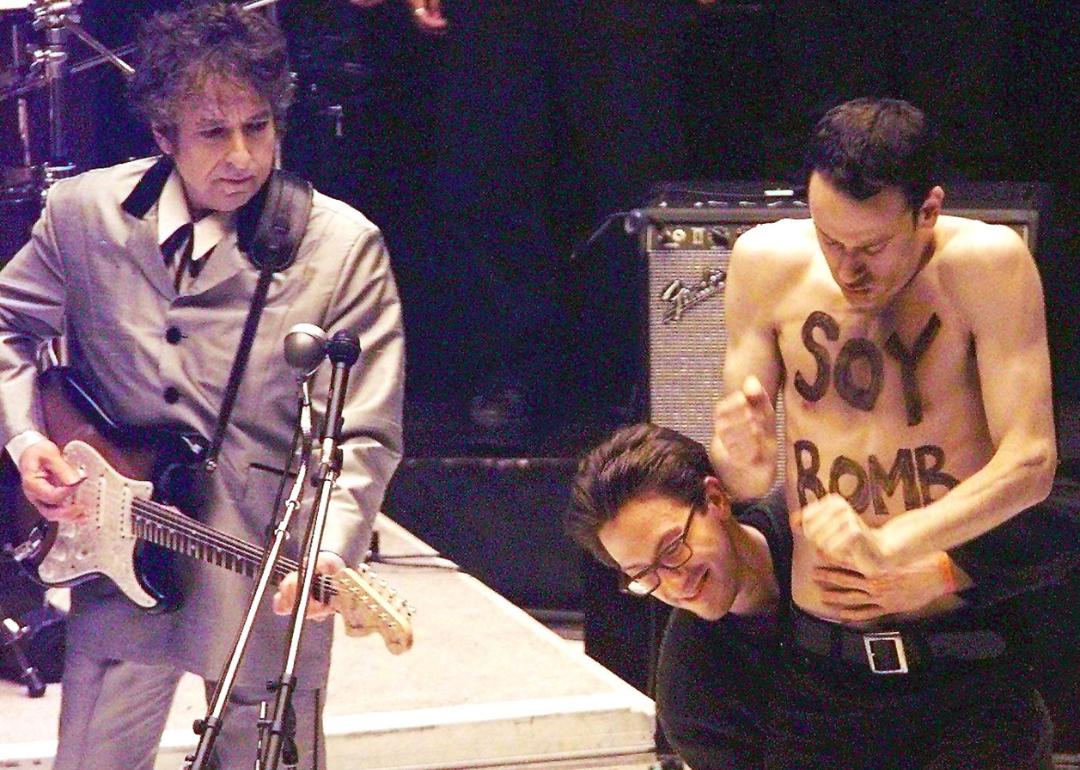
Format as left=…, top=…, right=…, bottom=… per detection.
left=711, top=97, right=1058, bottom=768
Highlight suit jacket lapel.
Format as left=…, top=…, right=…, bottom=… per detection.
left=117, top=156, right=276, bottom=298
left=184, top=175, right=274, bottom=295
left=118, top=157, right=179, bottom=298
left=121, top=220, right=177, bottom=298
left=187, top=231, right=249, bottom=294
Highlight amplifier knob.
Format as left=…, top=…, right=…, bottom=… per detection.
left=708, top=227, right=730, bottom=249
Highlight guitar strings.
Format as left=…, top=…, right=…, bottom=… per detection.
left=120, top=496, right=410, bottom=625
left=128, top=497, right=336, bottom=602
left=126, top=497, right=413, bottom=638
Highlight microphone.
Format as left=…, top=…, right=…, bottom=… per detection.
left=284, top=324, right=328, bottom=447
left=283, top=323, right=328, bottom=377
left=317, top=329, right=362, bottom=477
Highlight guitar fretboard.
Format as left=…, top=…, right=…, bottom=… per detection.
left=129, top=498, right=335, bottom=604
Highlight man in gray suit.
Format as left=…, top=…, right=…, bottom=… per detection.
left=0, top=4, right=404, bottom=769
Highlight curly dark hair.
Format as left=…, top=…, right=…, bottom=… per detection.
left=566, top=423, right=713, bottom=568
left=127, top=2, right=294, bottom=139
left=805, top=97, right=940, bottom=211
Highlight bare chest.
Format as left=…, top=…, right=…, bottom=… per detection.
left=776, top=300, right=990, bottom=520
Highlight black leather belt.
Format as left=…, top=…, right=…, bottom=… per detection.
left=791, top=608, right=1008, bottom=675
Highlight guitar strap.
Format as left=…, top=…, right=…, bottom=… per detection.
left=201, top=170, right=314, bottom=473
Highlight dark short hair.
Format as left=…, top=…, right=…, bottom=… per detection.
left=128, top=2, right=294, bottom=138
left=566, top=423, right=713, bottom=568
left=805, top=97, right=939, bottom=211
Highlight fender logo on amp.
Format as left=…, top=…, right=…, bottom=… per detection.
left=660, top=267, right=726, bottom=324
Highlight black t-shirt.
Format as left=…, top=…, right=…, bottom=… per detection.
left=654, top=493, right=789, bottom=770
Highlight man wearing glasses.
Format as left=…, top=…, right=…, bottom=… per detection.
left=572, top=422, right=976, bottom=768
left=568, top=422, right=1080, bottom=769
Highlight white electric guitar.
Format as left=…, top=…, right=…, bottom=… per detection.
left=0, top=368, right=413, bottom=654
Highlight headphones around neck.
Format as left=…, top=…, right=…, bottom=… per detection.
left=237, top=170, right=313, bottom=272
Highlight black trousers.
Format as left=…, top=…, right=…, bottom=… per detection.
left=768, top=647, right=1054, bottom=770
left=656, top=607, right=1054, bottom=770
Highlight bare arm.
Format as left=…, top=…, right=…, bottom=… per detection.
left=710, top=226, right=787, bottom=500
left=799, top=226, right=1057, bottom=569
left=881, top=227, right=1055, bottom=555
left=814, top=474, right=1080, bottom=620
left=811, top=552, right=968, bottom=623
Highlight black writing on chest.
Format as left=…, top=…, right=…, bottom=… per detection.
left=794, top=439, right=960, bottom=515
left=790, top=310, right=958, bottom=515
left=793, top=311, right=942, bottom=426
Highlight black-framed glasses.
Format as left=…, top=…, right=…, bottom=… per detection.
left=618, top=505, right=698, bottom=597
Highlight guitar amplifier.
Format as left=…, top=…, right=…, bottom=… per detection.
left=638, top=183, right=803, bottom=482
left=638, top=181, right=1043, bottom=454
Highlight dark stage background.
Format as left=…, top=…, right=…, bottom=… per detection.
left=5, top=0, right=1080, bottom=749
left=10, top=0, right=1078, bottom=458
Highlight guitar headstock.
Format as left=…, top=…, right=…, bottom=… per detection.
left=330, top=565, right=414, bottom=655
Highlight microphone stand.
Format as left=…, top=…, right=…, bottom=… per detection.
left=0, top=603, right=46, bottom=698
left=1, top=0, right=285, bottom=199
left=260, top=330, right=360, bottom=770
left=185, top=375, right=317, bottom=770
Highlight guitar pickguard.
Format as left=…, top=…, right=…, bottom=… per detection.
left=36, top=441, right=158, bottom=609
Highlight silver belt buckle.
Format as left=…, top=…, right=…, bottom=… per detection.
left=863, top=631, right=909, bottom=674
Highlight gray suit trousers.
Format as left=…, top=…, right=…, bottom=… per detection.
left=54, top=649, right=326, bottom=770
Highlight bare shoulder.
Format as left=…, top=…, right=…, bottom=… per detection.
left=730, top=218, right=817, bottom=280
left=934, top=215, right=1033, bottom=274
left=932, top=215, right=1042, bottom=321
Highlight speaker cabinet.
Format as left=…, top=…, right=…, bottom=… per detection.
left=641, top=187, right=805, bottom=480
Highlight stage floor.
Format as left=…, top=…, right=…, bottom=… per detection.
left=0, top=516, right=657, bottom=770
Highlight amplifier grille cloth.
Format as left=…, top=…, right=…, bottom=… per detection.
left=647, top=244, right=787, bottom=484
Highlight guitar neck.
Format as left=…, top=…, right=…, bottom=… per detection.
left=130, top=499, right=335, bottom=603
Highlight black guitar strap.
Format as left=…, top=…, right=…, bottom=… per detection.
left=201, top=170, right=314, bottom=473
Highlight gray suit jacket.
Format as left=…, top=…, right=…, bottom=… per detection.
left=0, top=157, right=405, bottom=687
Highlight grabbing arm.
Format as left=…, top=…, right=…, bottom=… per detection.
left=798, top=228, right=1057, bottom=570
left=710, top=229, right=787, bottom=500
